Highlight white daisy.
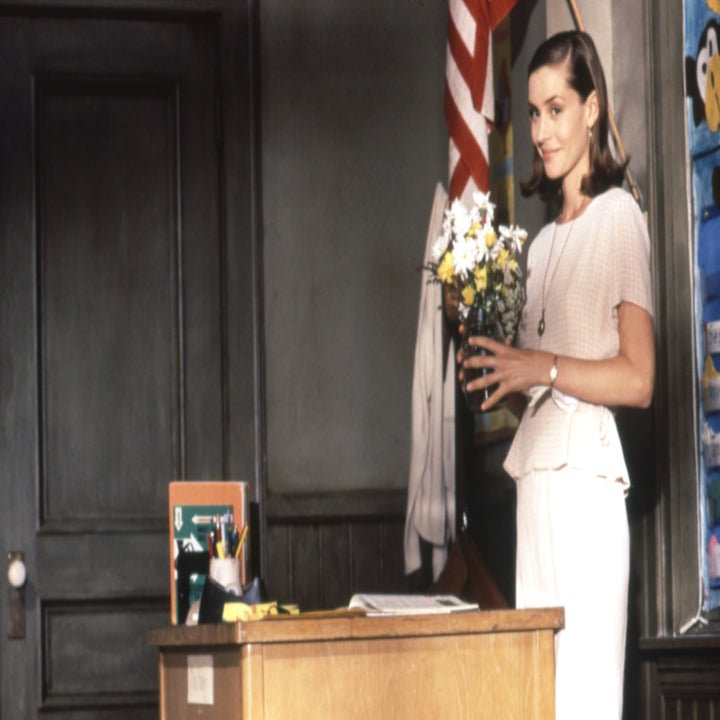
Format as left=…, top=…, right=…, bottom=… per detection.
left=452, top=234, right=479, bottom=280
left=431, top=233, right=450, bottom=262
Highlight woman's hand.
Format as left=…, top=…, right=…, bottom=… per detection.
left=460, top=335, right=549, bottom=411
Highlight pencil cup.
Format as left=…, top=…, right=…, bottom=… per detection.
left=208, top=558, right=241, bottom=595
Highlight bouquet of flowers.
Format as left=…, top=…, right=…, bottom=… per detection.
left=424, top=191, right=527, bottom=342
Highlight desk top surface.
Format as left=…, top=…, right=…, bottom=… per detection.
left=149, top=606, right=564, bottom=649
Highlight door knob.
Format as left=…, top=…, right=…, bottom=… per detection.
left=7, top=551, right=26, bottom=639
left=7, top=555, right=26, bottom=588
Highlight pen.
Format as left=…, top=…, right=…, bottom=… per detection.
left=229, top=524, right=239, bottom=558
left=220, top=517, right=227, bottom=554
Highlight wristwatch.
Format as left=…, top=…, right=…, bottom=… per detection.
left=549, top=355, right=558, bottom=387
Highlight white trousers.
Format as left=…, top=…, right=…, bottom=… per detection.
left=515, top=469, right=629, bottom=720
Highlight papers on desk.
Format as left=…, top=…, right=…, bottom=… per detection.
left=348, top=593, right=478, bottom=616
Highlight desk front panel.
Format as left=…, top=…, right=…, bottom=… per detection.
left=244, top=629, right=554, bottom=719
left=156, top=625, right=557, bottom=719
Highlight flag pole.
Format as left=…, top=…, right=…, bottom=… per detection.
left=566, top=0, right=641, bottom=205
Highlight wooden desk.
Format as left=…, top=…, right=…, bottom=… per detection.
left=149, top=607, right=563, bottom=720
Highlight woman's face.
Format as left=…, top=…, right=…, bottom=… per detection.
left=528, top=60, right=597, bottom=194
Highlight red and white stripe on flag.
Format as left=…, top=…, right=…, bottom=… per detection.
left=445, top=0, right=518, bottom=203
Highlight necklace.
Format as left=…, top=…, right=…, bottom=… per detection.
left=537, top=218, right=576, bottom=337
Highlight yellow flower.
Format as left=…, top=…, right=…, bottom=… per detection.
left=484, top=228, right=497, bottom=248
left=437, top=253, right=455, bottom=284
left=496, top=248, right=509, bottom=267
left=473, top=265, right=487, bottom=291
left=461, top=285, right=476, bottom=306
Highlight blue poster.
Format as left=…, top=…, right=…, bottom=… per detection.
left=687, top=2, right=720, bottom=612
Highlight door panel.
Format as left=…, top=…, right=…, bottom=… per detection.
left=0, top=12, right=239, bottom=718
left=39, top=77, right=183, bottom=524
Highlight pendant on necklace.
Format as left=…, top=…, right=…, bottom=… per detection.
left=538, top=312, right=545, bottom=337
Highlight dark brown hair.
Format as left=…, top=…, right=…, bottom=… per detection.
left=520, top=31, right=627, bottom=204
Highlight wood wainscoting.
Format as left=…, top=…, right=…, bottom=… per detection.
left=640, top=636, right=720, bottom=718
left=263, top=489, right=427, bottom=612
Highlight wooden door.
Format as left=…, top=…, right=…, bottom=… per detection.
left=0, top=8, right=252, bottom=718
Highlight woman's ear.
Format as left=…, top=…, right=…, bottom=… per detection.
left=586, top=90, right=599, bottom=131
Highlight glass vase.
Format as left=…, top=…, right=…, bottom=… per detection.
left=461, top=305, right=498, bottom=413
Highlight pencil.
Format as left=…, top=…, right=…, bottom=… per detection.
left=234, top=524, right=249, bottom=559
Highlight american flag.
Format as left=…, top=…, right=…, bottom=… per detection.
left=445, top=0, right=518, bottom=203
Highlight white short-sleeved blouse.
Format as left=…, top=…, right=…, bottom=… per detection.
left=503, top=187, right=654, bottom=488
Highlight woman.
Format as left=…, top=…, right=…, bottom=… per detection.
left=461, top=31, right=654, bottom=719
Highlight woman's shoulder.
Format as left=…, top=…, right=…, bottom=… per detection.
left=588, top=186, right=650, bottom=256
left=591, top=186, right=641, bottom=216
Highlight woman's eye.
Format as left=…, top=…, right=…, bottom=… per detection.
left=551, top=106, right=561, bottom=116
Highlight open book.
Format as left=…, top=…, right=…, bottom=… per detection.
left=348, top=593, right=478, bottom=616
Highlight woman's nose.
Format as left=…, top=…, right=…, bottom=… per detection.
left=535, top=114, right=550, bottom=145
